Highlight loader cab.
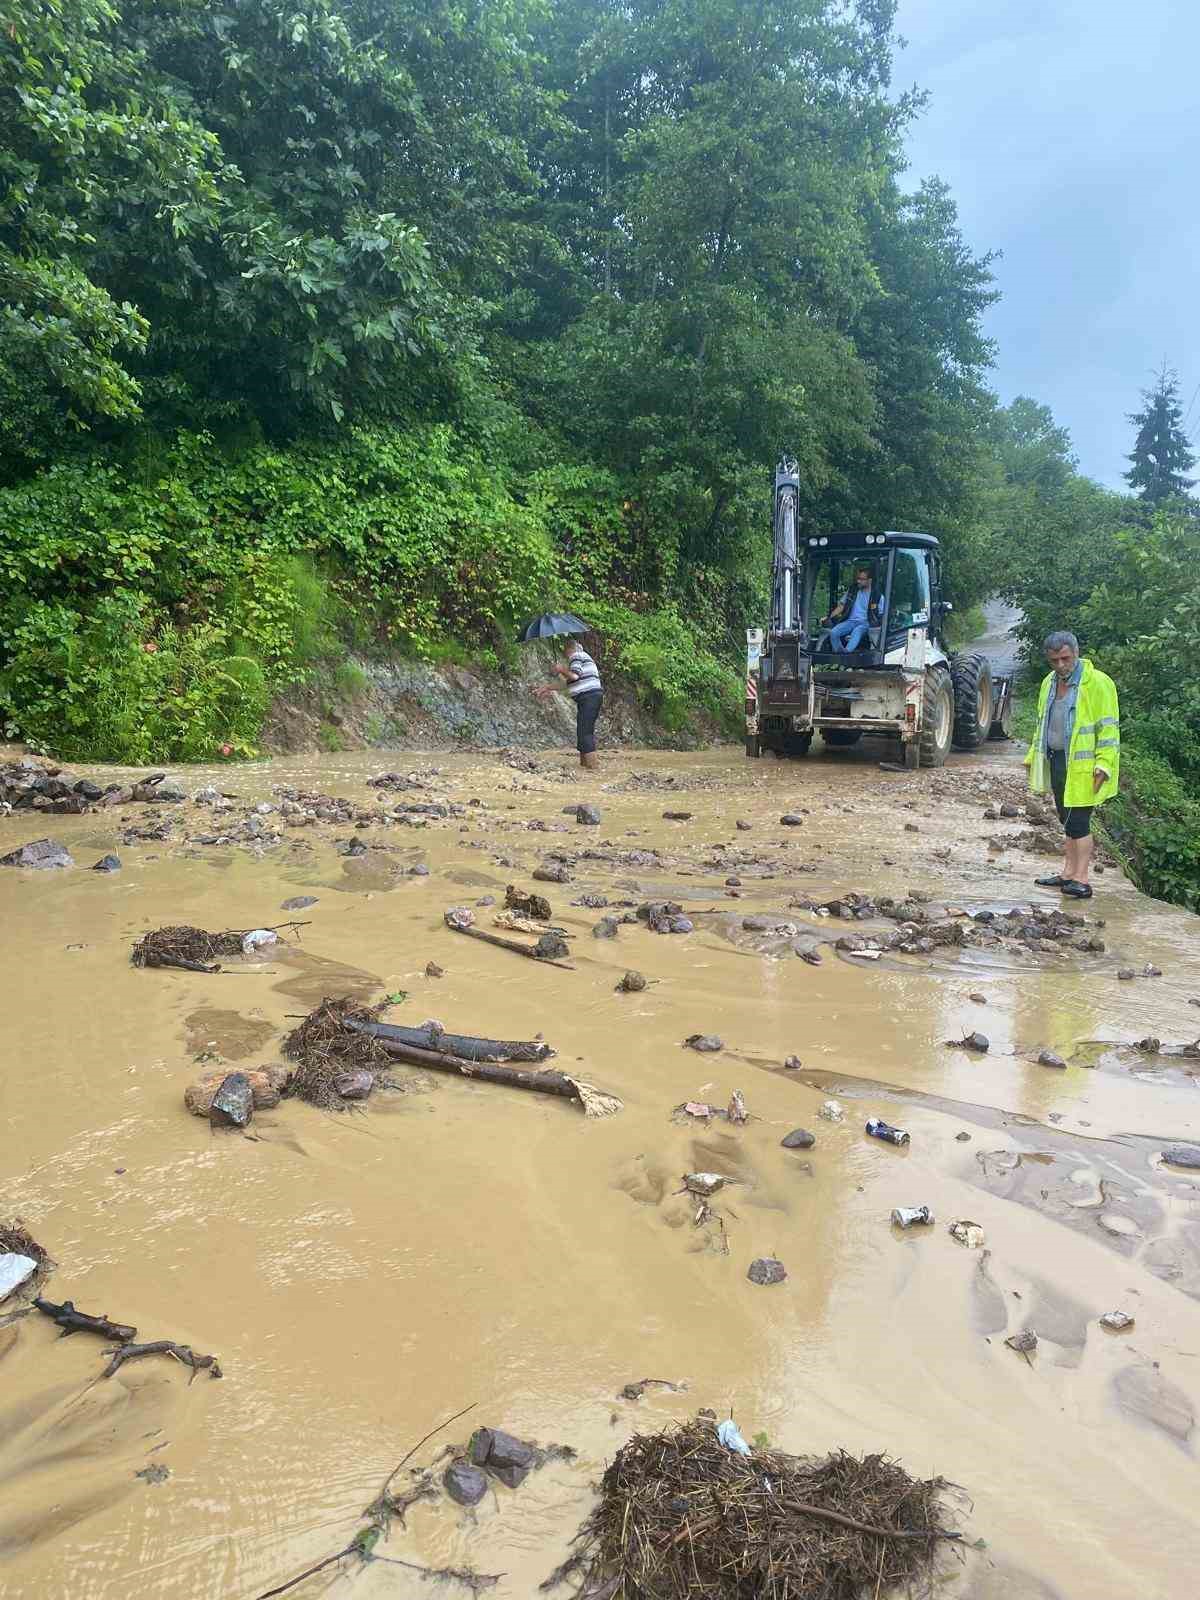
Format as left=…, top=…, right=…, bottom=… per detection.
left=803, top=531, right=946, bottom=667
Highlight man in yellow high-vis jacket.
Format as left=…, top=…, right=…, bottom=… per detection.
left=1024, top=630, right=1119, bottom=900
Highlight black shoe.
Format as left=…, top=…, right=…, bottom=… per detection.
left=1035, top=874, right=1067, bottom=888
left=1062, top=880, right=1093, bottom=899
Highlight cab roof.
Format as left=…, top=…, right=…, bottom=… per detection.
left=802, top=530, right=940, bottom=550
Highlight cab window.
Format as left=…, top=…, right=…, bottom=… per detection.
left=888, top=551, right=930, bottom=634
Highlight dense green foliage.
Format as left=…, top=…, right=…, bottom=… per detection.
left=0, top=0, right=1049, bottom=762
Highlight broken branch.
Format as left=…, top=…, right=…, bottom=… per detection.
left=444, top=908, right=574, bottom=969
left=35, top=1297, right=136, bottom=1343
left=348, top=1018, right=554, bottom=1064
left=101, top=1340, right=222, bottom=1381
left=362, top=1037, right=619, bottom=1114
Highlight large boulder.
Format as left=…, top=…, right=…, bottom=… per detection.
left=185, top=1065, right=287, bottom=1117
left=444, top=1460, right=488, bottom=1506
left=210, top=1072, right=254, bottom=1128
left=0, top=838, right=74, bottom=869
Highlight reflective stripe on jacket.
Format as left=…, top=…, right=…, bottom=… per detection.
left=1025, top=659, right=1120, bottom=806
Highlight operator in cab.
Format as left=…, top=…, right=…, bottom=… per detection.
left=825, top=565, right=883, bottom=654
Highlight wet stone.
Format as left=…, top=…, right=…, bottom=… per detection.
left=475, top=1428, right=536, bottom=1488
left=736, top=820, right=752, bottom=831
left=91, top=854, right=122, bottom=873
left=662, top=810, right=693, bottom=821
left=576, top=804, right=602, bottom=826
left=1038, top=1049, right=1067, bottom=1069
left=780, top=813, right=803, bottom=827
left=748, top=1257, right=787, bottom=1286
left=593, top=916, right=620, bottom=939
left=0, top=838, right=74, bottom=869
left=959, top=1032, right=990, bottom=1053
left=533, top=865, right=571, bottom=883
left=425, top=961, right=444, bottom=978
left=209, top=1071, right=254, bottom=1128
left=340, top=836, right=368, bottom=857
left=74, top=778, right=104, bottom=800
left=685, top=1033, right=723, bottom=1053
left=1161, top=1145, right=1200, bottom=1170
left=1117, top=969, right=1136, bottom=981
left=781, top=1129, right=815, bottom=1149
left=617, top=970, right=646, bottom=993
left=281, top=895, right=318, bottom=910
left=334, top=1071, right=374, bottom=1100
left=444, top=1461, right=488, bottom=1506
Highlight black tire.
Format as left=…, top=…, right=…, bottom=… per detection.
left=919, top=666, right=954, bottom=767
left=822, top=729, right=862, bottom=748
left=784, top=731, right=813, bottom=758
left=950, top=652, right=994, bottom=751
left=745, top=734, right=761, bottom=757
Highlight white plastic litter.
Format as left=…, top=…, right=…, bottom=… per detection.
left=0, top=1253, right=38, bottom=1300
left=1099, top=1310, right=1135, bottom=1331
left=241, top=929, right=279, bottom=954
left=683, top=1172, right=726, bottom=1197
left=717, top=1420, right=752, bottom=1456
left=819, top=1099, right=845, bottom=1123
left=948, top=1220, right=986, bottom=1249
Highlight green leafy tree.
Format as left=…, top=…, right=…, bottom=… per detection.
left=0, top=0, right=222, bottom=474
left=1124, top=366, right=1195, bottom=505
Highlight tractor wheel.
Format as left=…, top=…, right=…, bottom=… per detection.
left=919, top=666, right=954, bottom=767
left=950, top=652, right=994, bottom=750
left=822, top=729, right=862, bottom=748
left=784, top=731, right=813, bottom=758
left=745, top=734, right=761, bottom=757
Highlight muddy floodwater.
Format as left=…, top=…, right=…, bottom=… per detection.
left=2, top=739, right=1199, bottom=1600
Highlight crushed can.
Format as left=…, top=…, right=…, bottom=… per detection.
left=891, top=1205, right=933, bottom=1228
left=866, top=1117, right=910, bottom=1146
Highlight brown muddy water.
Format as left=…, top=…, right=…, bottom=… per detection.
left=1, top=740, right=1199, bottom=1600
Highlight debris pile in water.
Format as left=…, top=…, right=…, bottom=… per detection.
left=551, top=1418, right=957, bottom=1600
left=131, top=925, right=248, bottom=971
left=283, top=997, right=395, bottom=1108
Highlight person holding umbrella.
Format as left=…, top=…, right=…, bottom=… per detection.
left=521, top=613, right=603, bottom=770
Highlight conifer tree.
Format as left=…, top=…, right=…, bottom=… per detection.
left=1124, top=366, right=1196, bottom=503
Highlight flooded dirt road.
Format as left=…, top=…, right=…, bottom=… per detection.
left=2, top=737, right=1199, bottom=1600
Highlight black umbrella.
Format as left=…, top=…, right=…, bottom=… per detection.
left=516, top=612, right=591, bottom=644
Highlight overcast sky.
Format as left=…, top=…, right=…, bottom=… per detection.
left=893, top=1, right=1200, bottom=488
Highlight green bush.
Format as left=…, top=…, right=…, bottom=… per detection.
left=0, top=594, right=268, bottom=762
left=1099, top=747, right=1200, bottom=911
left=571, top=595, right=742, bottom=733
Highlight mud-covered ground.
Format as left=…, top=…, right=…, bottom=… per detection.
left=1, top=734, right=1198, bottom=1600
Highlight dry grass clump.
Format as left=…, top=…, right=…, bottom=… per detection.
left=549, top=1419, right=958, bottom=1600
left=131, top=925, right=247, bottom=970
left=283, top=996, right=394, bottom=1108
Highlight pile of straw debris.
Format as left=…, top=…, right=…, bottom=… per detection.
left=283, top=997, right=397, bottom=1109
left=550, top=1419, right=959, bottom=1600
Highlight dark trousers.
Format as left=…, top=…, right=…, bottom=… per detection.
left=1049, top=749, right=1092, bottom=839
left=574, top=690, right=602, bottom=754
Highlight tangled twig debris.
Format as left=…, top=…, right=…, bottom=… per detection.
left=547, top=1418, right=960, bottom=1599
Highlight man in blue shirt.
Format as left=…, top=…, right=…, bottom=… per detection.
left=827, top=566, right=882, bottom=654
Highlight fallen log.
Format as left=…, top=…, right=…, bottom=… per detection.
left=347, top=1018, right=554, bottom=1064
left=101, top=1339, right=222, bottom=1381
left=366, top=1037, right=621, bottom=1117
left=35, top=1297, right=136, bottom=1343
left=444, top=907, right=574, bottom=969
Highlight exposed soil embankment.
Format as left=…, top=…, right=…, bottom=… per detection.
left=263, top=647, right=724, bottom=755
